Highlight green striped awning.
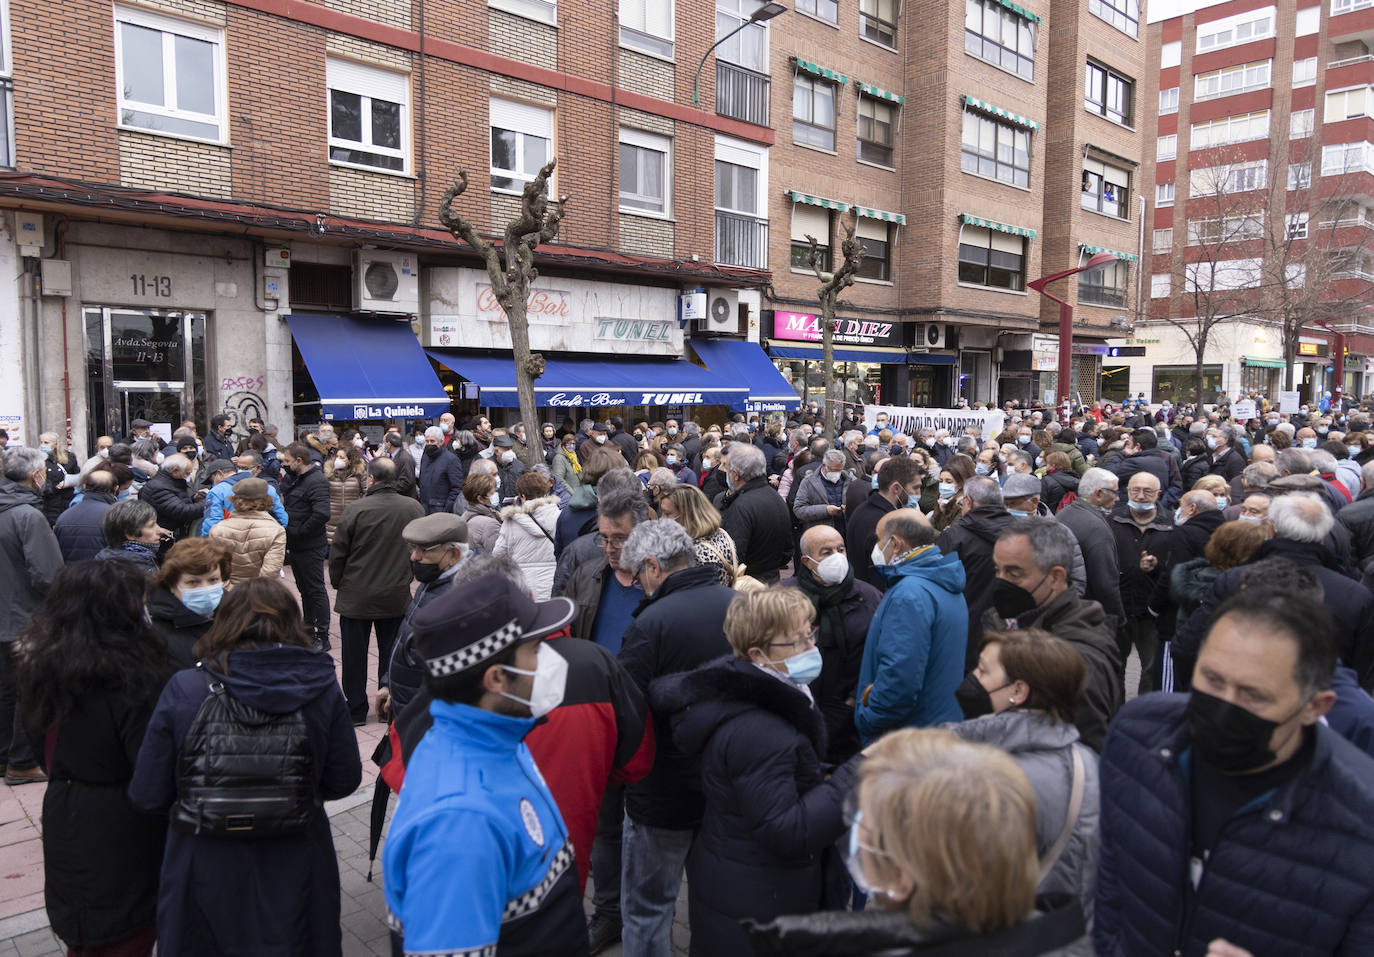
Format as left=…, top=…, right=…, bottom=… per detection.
left=789, top=190, right=850, bottom=211
left=794, top=58, right=849, bottom=84
left=961, top=213, right=1037, bottom=239
left=964, top=95, right=1041, bottom=130
left=858, top=81, right=905, bottom=105
left=992, top=0, right=1042, bottom=23
left=1244, top=356, right=1287, bottom=369
left=856, top=206, right=907, bottom=225
left=1081, top=244, right=1139, bottom=262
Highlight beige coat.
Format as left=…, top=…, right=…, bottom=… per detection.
left=325, top=463, right=367, bottom=544
left=493, top=496, right=560, bottom=600
left=209, top=509, right=287, bottom=585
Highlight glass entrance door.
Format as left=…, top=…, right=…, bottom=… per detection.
left=120, top=388, right=184, bottom=444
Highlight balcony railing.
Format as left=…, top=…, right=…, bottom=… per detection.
left=716, top=61, right=770, bottom=127
left=715, top=211, right=769, bottom=269
left=1330, top=54, right=1374, bottom=68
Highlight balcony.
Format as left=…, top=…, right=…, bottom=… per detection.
left=716, top=61, right=770, bottom=127
left=715, top=210, right=769, bottom=269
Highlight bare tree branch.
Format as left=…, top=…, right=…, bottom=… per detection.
left=807, top=211, right=864, bottom=438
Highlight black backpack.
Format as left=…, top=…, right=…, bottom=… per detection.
left=171, top=667, right=316, bottom=838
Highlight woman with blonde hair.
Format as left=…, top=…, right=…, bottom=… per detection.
left=323, top=445, right=367, bottom=544
left=657, top=483, right=738, bottom=585
left=748, top=728, right=1085, bottom=955
left=208, top=477, right=287, bottom=585
left=460, top=471, right=503, bottom=554
left=650, top=587, right=863, bottom=956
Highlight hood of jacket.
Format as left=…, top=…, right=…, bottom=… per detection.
left=878, top=544, right=968, bottom=594
left=650, top=655, right=823, bottom=757
left=148, top=585, right=213, bottom=628
left=204, top=645, right=341, bottom=714
left=0, top=476, right=40, bottom=514
left=1170, top=556, right=1219, bottom=605
left=948, top=709, right=1081, bottom=754
left=956, top=505, right=1014, bottom=545
left=567, top=484, right=599, bottom=511
left=498, top=495, right=559, bottom=522
left=499, top=495, right=560, bottom=535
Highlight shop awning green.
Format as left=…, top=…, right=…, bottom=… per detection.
left=963, top=95, right=1041, bottom=131
left=1243, top=356, right=1288, bottom=368
left=1081, top=243, right=1138, bottom=262
left=960, top=213, right=1037, bottom=239
left=788, top=190, right=850, bottom=211
left=855, top=206, right=906, bottom=225
left=992, top=0, right=1042, bottom=23
left=858, top=81, right=905, bottom=105
left=793, top=58, right=849, bottom=84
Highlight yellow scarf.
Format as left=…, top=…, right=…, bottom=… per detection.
left=563, top=446, right=582, bottom=475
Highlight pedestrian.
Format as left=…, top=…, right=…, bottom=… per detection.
left=656, top=483, right=738, bottom=587
left=555, top=448, right=624, bottom=557
left=936, top=475, right=1015, bottom=670
left=493, top=433, right=528, bottom=500
left=54, top=467, right=122, bottom=562
left=201, top=413, right=235, bottom=461
left=149, top=537, right=232, bottom=670
left=323, top=443, right=367, bottom=545
left=552, top=429, right=583, bottom=491
left=650, top=588, right=865, bottom=956
left=747, top=729, right=1085, bottom=955
left=1110, top=471, right=1173, bottom=694
left=207, top=477, right=287, bottom=584
left=1057, top=468, right=1128, bottom=639
left=38, top=431, right=80, bottom=526
left=328, top=457, right=425, bottom=725
left=381, top=431, right=419, bottom=499
left=129, top=578, right=362, bottom=956
left=198, top=452, right=287, bottom=536
left=781, top=524, right=881, bottom=763
left=138, top=454, right=207, bottom=540
left=1040, top=451, right=1080, bottom=513
left=1096, top=590, right=1374, bottom=957
left=460, top=468, right=504, bottom=554
left=1168, top=519, right=1268, bottom=630
left=1206, top=424, right=1247, bottom=482
left=280, top=441, right=333, bottom=651
left=417, top=425, right=466, bottom=515
left=17, top=560, right=172, bottom=957
left=381, top=571, right=588, bottom=957
left=93, top=500, right=166, bottom=577
left=490, top=471, right=559, bottom=600
left=712, top=443, right=792, bottom=585
left=856, top=509, right=968, bottom=742
left=930, top=454, right=976, bottom=533
left=949, top=628, right=1099, bottom=955
left=793, top=448, right=855, bottom=540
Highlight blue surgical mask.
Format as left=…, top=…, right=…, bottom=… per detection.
left=975, top=463, right=991, bottom=476
left=1239, top=514, right=1262, bottom=523
left=1127, top=499, right=1155, bottom=514
left=1350, top=446, right=1363, bottom=459
left=907, top=493, right=922, bottom=509
left=116, top=488, right=131, bottom=501
left=1302, top=437, right=1318, bottom=449
left=179, top=583, right=224, bottom=616
left=938, top=481, right=957, bottom=499
left=1215, top=496, right=1228, bottom=510
left=1008, top=508, right=1030, bottom=518
left=39, top=445, right=52, bottom=455
left=666, top=454, right=678, bottom=465
left=772, top=647, right=823, bottom=685
left=1206, top=437, right=1219, bottom=450
left=871, top=474, right=879, bottom=489
left=1174, top=508, right=1186, bottom=525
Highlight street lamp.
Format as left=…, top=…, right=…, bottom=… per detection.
left=692, top=2, right=788, bottom=106
left=1027, top=251, right=1118, bottom=425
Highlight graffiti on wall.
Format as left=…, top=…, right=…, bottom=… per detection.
left=221, top=375, right=266, bottom=439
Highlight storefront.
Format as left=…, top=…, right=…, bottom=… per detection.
left=84, top=307, right=208, bottom=445
left=762, top=309, right=914, bottom=410
left=1240, top=356, right=1285, bottom=397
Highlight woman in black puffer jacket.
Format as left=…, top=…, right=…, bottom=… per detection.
left=1179, top=438, right=1211, bottom=492
left=650, top=589, right=865, bottom=957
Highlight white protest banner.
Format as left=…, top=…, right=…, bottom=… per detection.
left=864, top=404, right=1006, bottom=438
left=1231, top=399, right=1256, bottom=422
left=1279, top=391, right=1300, bottom=414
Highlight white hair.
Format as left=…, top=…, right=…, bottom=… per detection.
left=1268, top=493, right=1334, bottom=543
left=1077, top=467, right=1118, bottom=499
left=424, top=426, right=444, bottom=441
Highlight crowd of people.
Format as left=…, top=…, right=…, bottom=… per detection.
left=1, top=390, right=1374, bottom=957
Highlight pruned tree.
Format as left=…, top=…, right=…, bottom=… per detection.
left=806, top=209, right=864, bottom=438
left=439, top=159, right=568, bottom=468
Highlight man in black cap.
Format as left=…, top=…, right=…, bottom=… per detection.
left=494, top=433, right=527, bottom=501
left=124, top=417, right=153, bottom=445
left=580, top=421, right=614, bottom=463
left=608, top=416, right=639, bottom=464
left=382, top=572, right=589, bottom=957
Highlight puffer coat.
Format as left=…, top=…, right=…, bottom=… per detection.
left=323, top=464, right=366, bottom=545
left=208, top=509, right=287, bottom=584
left=492, top=496, right=560, bottom=600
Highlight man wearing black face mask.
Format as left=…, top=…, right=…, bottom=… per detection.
left=1095, top=591, right=1374, bottom=957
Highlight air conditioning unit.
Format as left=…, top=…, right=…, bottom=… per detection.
left=353, top=250, right=420, bottom=314
left=918, top=322, right=956, bottom=350
left=694, top=287, right=742, bottom=335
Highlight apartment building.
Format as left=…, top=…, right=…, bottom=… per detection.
left=1132, top=0, right=1374, bottom=405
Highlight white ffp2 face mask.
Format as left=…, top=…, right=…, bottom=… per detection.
left=812, top=552, right=850, bottom=585
left=499, top=643, right=568, bottom=718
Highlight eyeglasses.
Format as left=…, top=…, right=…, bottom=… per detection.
left=768, top=628, right=818, bottom=652
left=595, top=533, right=629, bottom=549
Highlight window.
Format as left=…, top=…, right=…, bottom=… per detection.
left=714, top=136, right=768, bottom=268
left=1160, top=87, right=1179, bottom=114
left=1080, top=259, right=1130, bottom=307
left=1161, top=41, right=1181, bottom=67
left=114, top=6, right=226, bottom=142
left=326, top=59, right=408, bottom=173
left=1323, top=141, right=1374, bottom=175
left=1157, top=135, right=1177, bottom=160
left=1335, top=0, right=1374, bottom=12
left=1196, top=7, right=1274, bottom=53
left=716, top=0, right=768, bottom=71
left=490, top=98, right=553, bottom=194
left=856, top=218, right=893, bottom=281
left=490, top=0, right=556, bottom=25
left=861, top=0, right=899, bottom=47
left=958, top=225, right=1025, bottom=290
left=1190, top=110, right=1270, bottom=149
left=1289, top=163, right=1313, bottom=189
left=1325, top=86, right=1374, bottom=123
left=1151, top=273, right=1171, bottom=298
left=961, top=108, right=1031, bottom=187
left=1296, top=6, right=1320, bottom=34
left=790, top=205, right=832, bottom=271
left=1194, top=60, right=1271, bottom=101
left=858, top=95, right=896, bottom=166
left=1334, top=250, right=1374, bottom=279
left=797, top=0, right=839, bottom=23
left=1090, top=0, right=1139, bottom=37
left=1187, top=214, right=1263, bottom=244
left=1085, top=61, right=1134, bottom=126
left=1287, top=212, right=1310, bottom=239
left=1081, top=157, right=1130, bottom=217
left=1291, top=108, right=1315, bottom=138
left=1153, top=227, right=1173, bottom=252
left=1156, top=181, right=1175, bottom=206
left=619, top=128, right=670, bottom=216
left=620, top=0, right=674, bottom=58
left=0, top=0, right=10, bottom=168
left=1186, top=258, right=1262, bottom=291
left=1293, top=57, right=1317, bottom=87
left=965, top=0, right=1036, bottom=80
left=1189, top=159, right=1267, bottom=194
left=793, top=74, right=836, bottom=150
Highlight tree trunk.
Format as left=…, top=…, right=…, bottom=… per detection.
left=506, top=296, right=543, bottom=469
left=821, top=306, right=836, bottom=440
left=1284, top=338, right=1298, bottom=392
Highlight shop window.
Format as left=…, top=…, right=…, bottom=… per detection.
left=797, top=0, right=838, bottom=24
left=1194, top=60, right=1270, bottom=102
left=1159, top=87, right=1179, bottom=114
left=1081, top=157, right=1130, bottom=218
left=327, top=59, right=409, bottom=173
left=959, top=224, right=1026, bottom=290
left=490, top=98, right=553, bottom=194
left=856, top=218, right=893, bottom=281
left=1153, top=364, right=1222, bottom=403
left=619, top=127, right=671, bottom=216
left=793, top=74, right=837, bottom=150
left=1089, top=0, right=1139, bottom=38
left=620, top=0, right=673, bottom=58
left=114, top=6, right=226, bottom=143
left=1079, top=259, right=1130, bottom=307
left=965, top=0, right=1035, bottom=80
left=1085, top=60, right=1133, bottom=126
left=790, top=204, right=832, bottom=272
left=961, top=107, right=1031, bottom=188
left=861, top=0, right=899, bottom=48
left=858, top=95, right=896, bottom=166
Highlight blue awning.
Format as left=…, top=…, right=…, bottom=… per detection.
left=909, top=353, right=959, bottom=366
left=769, top=345, right=910, bottom=364
left=690, top=338, right=801, bottom=414
left=286, top=313, right=451, bottom=421
left=426, top=349, right=746, bottom=408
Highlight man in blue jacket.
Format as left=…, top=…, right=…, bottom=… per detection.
left=854, top=509, right=968, bottom=742
left=1096, top=590, right=1374, bottom=957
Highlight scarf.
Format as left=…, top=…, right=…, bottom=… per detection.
left=562, top=447, right=582, bottom=475
left=794, top=563, right=853, bottom=656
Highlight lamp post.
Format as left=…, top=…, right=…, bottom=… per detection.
left=692, top=2, right=788, bottom=106
left=1027, top=252, right=1119, bottom=425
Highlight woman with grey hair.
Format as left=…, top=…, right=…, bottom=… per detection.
left=792, top=449, right=855, bottom=538
left=94, top=499, right=167, bottom=576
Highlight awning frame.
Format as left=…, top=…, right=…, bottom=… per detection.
left=960, top=213, right=1037, bottom=240
left=855, top=206, right=907, bottom=225
left=793, top=57, right=849, bottom=84
left=858, top=81, right=905, bottom=105
left=1080, top=243, right=1139, bottom=262
left=788, top=189, right=850, bottom=211
left=963, top=95, right=1041, bottom=131
left=991, top=0, right=1042, bottom=23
